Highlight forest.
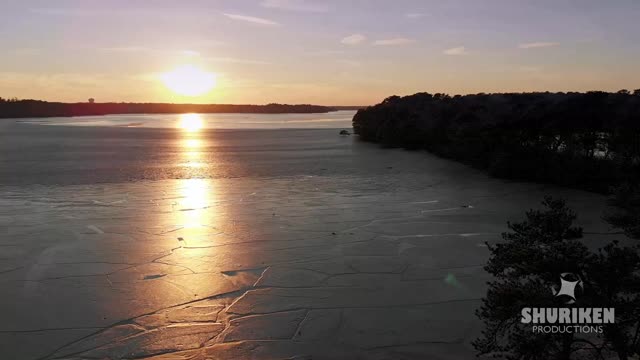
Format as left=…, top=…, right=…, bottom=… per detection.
left=353, top=91, right=640, bottom=193
left=0, top=98, right=335, bottom=118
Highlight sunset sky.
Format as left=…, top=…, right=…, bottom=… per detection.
left=1, top=0, right=639, bottom=105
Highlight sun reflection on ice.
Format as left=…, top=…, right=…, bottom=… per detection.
left=179, top=118, right=206, bottom=170
left=179, top=113, right=204, bottom=132
left=178, top=178, right=211, bottom=228
left=176, top=121, right=212, bottom=228
left=182, top=139, right=205, bottom=168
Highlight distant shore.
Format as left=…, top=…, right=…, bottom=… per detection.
left=0, top=98, right=364, bottom=118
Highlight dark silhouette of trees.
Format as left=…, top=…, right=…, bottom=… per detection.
left=475, top=197, right=640, bottom=359
left=605, top=183, right=640, bottom=239
left=0, top=99, right=337, bottom=118
left=353, top=91, right=640, bottom=193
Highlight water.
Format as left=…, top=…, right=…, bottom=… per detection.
left=17, top=110, right=356, bottom=129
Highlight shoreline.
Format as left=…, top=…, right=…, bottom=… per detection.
left=0, top=99, right=364, bottom=119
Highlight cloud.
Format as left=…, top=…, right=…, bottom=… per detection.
left=341, top=34, right=366, bottom=45
left=518, top=42, right=560, bottom=49
left=223, top=13, right=280, bottom=26
left=261, top=0, right=328, bottom=12
left=443, top=46, right=467, bottom=55
left=405, top=13, right=426, bottom=18
left=373, top=38, right=415, bottom=46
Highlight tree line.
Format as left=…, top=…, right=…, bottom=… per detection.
left=0, top=98, right=335, bottom=118
left=353, top=91, right=640, bottom=193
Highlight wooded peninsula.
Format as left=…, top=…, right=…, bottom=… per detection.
left=353, top=91, right=640, bottom=193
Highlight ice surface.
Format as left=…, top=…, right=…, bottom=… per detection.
left=0, top=124, right=616, bottom=359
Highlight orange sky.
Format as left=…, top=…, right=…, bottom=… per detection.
left=2, top=1, right=639, bottom=105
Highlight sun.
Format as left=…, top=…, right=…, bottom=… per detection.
left=161, top=65, right=217, bottom=96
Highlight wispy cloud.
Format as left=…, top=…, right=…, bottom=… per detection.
left=223, top=13, right=280, bottom=26
left=261, top=0, right=328, bottom=12
left=405, top=13, right=426, bottom=19
left=518, top=42, right=560, bottom=49
left=341, top=34, right=367, bottom=45
left=443, top=46, right=467, bottom=55
left=373, top=38, right=415, bottom=46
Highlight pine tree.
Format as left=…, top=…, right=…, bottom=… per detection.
left=475, top=196, right=640, bottom=359
left=474, top=197, right=587, bottom=359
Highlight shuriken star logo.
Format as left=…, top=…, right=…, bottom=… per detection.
left=551, top=272, right=583, bottom=304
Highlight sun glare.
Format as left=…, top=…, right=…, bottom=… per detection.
left=179, top=113, right=204, bottom=132
left=161, top=65, right=216, bottom=96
